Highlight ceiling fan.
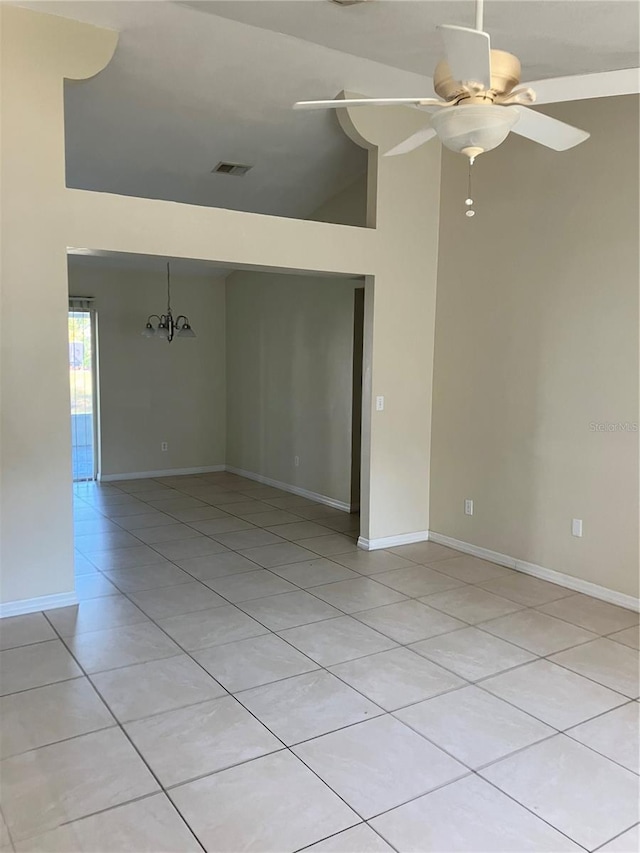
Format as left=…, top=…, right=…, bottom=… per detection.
left=293, top=0, right=603, bottom=160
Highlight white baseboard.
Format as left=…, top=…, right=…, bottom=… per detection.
left=99, top=465, right=225, bottom=482
left=225, top=466, right=351, bottom=513
left=0, top=591, right=78, bottom=619
left=358, top=530, right=430, bottom=550
left=428, top=531, right=640, bottom=613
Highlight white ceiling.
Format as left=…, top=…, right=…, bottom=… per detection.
left=22, top=1, right=640, bottom=218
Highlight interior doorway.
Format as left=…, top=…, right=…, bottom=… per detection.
left=350, top=287, right=365, bottom=512
left=68, top=299, right=98, bottom=481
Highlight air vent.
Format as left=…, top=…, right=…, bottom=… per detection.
left=212, top=162, right=253, bottom=176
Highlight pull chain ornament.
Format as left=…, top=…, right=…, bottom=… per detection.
left=465, top=158, right=475, bottom=217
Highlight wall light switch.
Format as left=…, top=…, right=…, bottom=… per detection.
left=572, top=518, right=583, bottom=537
left=464, top=499, right=474, bottom=516
left=376, top=396, right=385, bottom=411
left=294, top=456, right=300, bottom=467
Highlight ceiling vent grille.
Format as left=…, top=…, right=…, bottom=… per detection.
left=212, top=162, right=253, bottom=176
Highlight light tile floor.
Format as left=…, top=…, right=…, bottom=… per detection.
left=0, top=471, right=638, bottom=852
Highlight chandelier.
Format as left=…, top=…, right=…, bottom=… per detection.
left=142, top=263, right=196, bottom=342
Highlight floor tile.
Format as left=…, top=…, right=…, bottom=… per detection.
left=238, top=670, right=381, bottom=745
left=293, top=505, right=350, bottom=521
left=158, top=605, right=268, bottom=650
left=0, top=678, right=115, bottom=759
left=330, top=647, right=465, bottom=711
left=333, top=551, right=415, bottom=576
left=74, top=531, right=140, bottom=554
left=127, top=582, right=226, bottom=619
left=239, top=590, right=342, bottom=630
left=305, top=825, right=394, bottom=852
left=568, top=702, right=639, bottom=773
left=320, top=516, right=360, bottom=535
left=431, top=555, right=514, bottom=584
left=481, top=659, right=627, bottom=729
left=205, top=569, right=298, bottom=602
left=219, top=500, right=274, bottom=517
left=550, top=638, right=639, bottom=698
left=0, top=640, right=81, bottom=696
left=169, top=505, right=229, bottom=522
left=170, top=750, right=358, bottom=853
left=397, top=685, right=553, bottom=768
left=113, top=511, right=177, bottom=530
left=371, top=774, right=582, bottom=852
left=146, top=497, right=208, bottom=512
left=269, top=558, right=360, bottom=587
left=125, top=695, right=281, bottom=786
left=410, top=626, right=535, bottom=680
left=423, top=586, right=524, bottom=624
left=375, top=565, right=466, bottom=597
left=0, top=728, right=158, bottom=842
left=355, top=600, right=465, bottom=644
left=99, top=501, right=149, bottom=518
left=479, top=573, right=573, bottom=607
left=609, top=625, right=640, bottom=649
left=243, top=510, right=303, bottom=527
left=87, top=545, right=170, bottom=571
left=183, top=516, right=256, bottom=537
left=176, top=550, right=260, bottom=579
left=215, top=529, right=284, bottom=550
left=151, top=535, right=228, bottom=560
left=311, top=578, right=407, bottom=613
left=537, top=593, right=640, bottom=635
left=103, top=563, right=193, bottom=593
left=280, top=616, right=397, bottom=666
left=64, top=622, right=181, bottom=673
left=14, top=793, right=202, bottom=853
left=388, top=542, right=461, bottom=564
left=293, top=715, right=467, bottom=819
left=193, top=633, right=318, bottom=692
left=239, top=542, right=319, bottom=568
left=92, top=653, right=226, bottom=723
left=598, top=825, right=640, bottom=852
left=0, top=613, right=55, bottom=651
left=73, top=553, right=101, bottom=576
left=44, top=595, right=148, bottom=637
left=73, top=573, right=120, bottom=600
left=265, top=521, right=333, bottom=541
left=480, top=735, right=640, bottom=850
left=298, top=534, right=359, bottom=556
left=480, top=609, right=598, bottom=654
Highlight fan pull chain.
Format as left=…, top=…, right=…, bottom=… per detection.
left=465, top=158, right=475, bottom=217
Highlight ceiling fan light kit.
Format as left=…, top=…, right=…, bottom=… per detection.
left=430, top=104, right=519, bottom=158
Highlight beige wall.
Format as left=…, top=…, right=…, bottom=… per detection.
left=226, top=271, right=361, bottom=506
left=310, top=173, right=367, bottom=227
left=431, top=95, right=640, bottom=598
left=67, top=264, right=226, bottom=477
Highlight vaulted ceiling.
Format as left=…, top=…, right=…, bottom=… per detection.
left=21, top=1, right=640, bottom=218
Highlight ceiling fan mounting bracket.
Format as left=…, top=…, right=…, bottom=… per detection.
left=434, top=50, right=522, bottom=103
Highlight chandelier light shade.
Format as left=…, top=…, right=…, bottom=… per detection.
left=142, top=262, right=196, bottom=343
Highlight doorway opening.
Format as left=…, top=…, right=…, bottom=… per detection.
left=350, top=287, right=365, bottom=513
left=68, top=300, right=98, bottom=481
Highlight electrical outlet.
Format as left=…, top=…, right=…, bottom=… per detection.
left=294, top=456, right=300, bottom=467
left=161, top=442, right=168, bottom=452
left=464, top=499, right=474, bottom=516
left=572, top=518, right=583, bottom=537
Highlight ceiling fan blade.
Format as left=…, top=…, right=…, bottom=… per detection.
left=523, top=68, right=640, bottom=106
left=509, top=106, right=590, bottom=151
left=293, top=97, right=444, bottom=111
left=385, top=127, right=438, bottom=157
left=437, top=24, right=491, bottom=89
